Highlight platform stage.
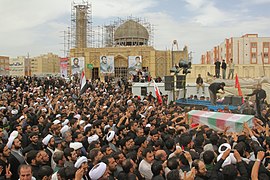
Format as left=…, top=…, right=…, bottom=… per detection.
left=176, top=99, right=239, bottom=112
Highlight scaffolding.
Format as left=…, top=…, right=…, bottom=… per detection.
left=70, top=1, right=92, bottom=49
left=69, top=1, right=155, bottom=48
left=60, top=27, right=71, bottom=57
left=90, top=16, right=154, bottom=48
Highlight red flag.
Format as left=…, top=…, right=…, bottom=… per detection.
left=235, top=74, right=239, bottom=88
left=153, top=80, right=163, bottom=104
left=148, top=76, right=151, bottom=82
left=235, top=74, right=242, bottom=96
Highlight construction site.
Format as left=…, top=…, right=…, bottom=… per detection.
left=63, top=1, right=270, bottom=106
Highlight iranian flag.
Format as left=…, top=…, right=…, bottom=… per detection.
left=80, top=71, right=87, bottom=95
left=153, top=80, right=163, bottom=105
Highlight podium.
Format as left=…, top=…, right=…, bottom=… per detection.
left=232, top=96, right=242, bottom=106
left=223, top=95, right=233, bottom=105
left=223, top=95, right=242, bottom=106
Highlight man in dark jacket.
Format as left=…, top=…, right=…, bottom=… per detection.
left=22, top=132, right=43, bottom=155
left=208, top=82, right=225, bottom=105
left=196, top=74, right=205, bottom=94
left=246, top=84, right=266, bottom=117
left=214, top=60, right=221, bottom=78
left=221, top=60, right=227, bottom=79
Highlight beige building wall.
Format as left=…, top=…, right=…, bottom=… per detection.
left=0, top=56, right=10, bottom=76
left=31, top=53, right=60, bottom=76
left=186, top=64, right=270, bottom=83
left=70, top=46, right=188, bottom=80
left=203, top=34, right=270, bottom=65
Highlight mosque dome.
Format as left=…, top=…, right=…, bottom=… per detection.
left=114, top=20, right=149, bottom=46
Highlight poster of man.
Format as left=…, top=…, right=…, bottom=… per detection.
left=100, top=56, right=114, bottom=73
left=128, top=56, right=142, bottom=75
left=71, top=57, right=85, bottom=75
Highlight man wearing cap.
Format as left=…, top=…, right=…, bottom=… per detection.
left=87, top=134, right=99, bottom=147
left=107, top=131, right=120, bottom=153
left=70, top=142, right=83, bottom=158
left=208, top=82, right=226, bottom=105
left=8, top=136, right=26, bottom=180
left=42, top=134, right=55, bottom=163
left=89, top=162, right=109, bottom=180
left=51, top=120, right=62, bottom=140
left=74, top=156, right=90, bottom=179
left=9, top=109, right=20, bottom=130
left=51, top=137, right=65, bottom=170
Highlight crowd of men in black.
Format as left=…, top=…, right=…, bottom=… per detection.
left=0, top=75, right=269, bottom=180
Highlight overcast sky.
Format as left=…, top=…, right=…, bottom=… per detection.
left=1, top=0, right=270, bottom=64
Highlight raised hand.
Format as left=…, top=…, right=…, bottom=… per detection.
left=222, top=148, right=231, bottom=160
left=233, top=150, right=242, bottom=162
left=257, top=151, right=265, bottom=161
left=5, top=164, right=12, bottom=179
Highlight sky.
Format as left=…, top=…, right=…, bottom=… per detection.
left=1, top=0, right=270, bottom=64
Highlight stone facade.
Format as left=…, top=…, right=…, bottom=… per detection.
left=186, top=64, right=270, bottom=83
left=69, top=46, right=188, bottom=80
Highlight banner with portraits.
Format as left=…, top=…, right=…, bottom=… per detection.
left=128, top=56, right=142, bottom=75
left=71, top=57, right=85, bottom=75
left=100, top=56, right=114, bottom=74
left=60, top=57, right=68, bottom=78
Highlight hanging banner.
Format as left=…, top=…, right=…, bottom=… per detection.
left=100, top=56, right=114, bottom=73
left=128, top=56, right=142, bottom=75
left=71, top=57, right=85, bottom=75
left=60, top=57, right=68, bottom=78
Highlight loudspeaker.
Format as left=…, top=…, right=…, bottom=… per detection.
left=232, top=96, right=242, bottom=106
left=104, top=76, right=109, bottom=82
left=223, top=95, right=233, bottom=105
left=165, top=76, right=174, bottom=91
left=176, top=75, right=186, bottom=89
left=133, top=75, right=139, bottom=82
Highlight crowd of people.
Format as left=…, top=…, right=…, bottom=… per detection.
left=0, top=75, right=269, bottom=180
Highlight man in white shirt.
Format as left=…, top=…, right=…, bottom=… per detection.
left=139, top=148, right=154, bottom=180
